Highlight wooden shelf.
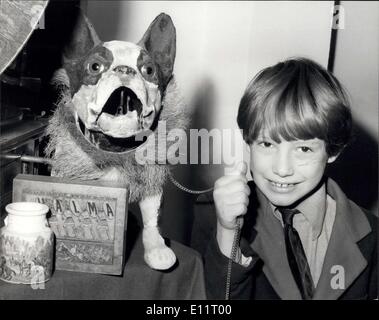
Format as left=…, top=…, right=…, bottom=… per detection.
left=0, top=119, right=48, bottom=152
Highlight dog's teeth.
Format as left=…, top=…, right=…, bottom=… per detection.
left=90, top=132, right=100, bottom=148
left=120, top=90, right=125, bottom=115
left=84, top=127, right=90, bottom=139
left=115, top=90, right=125, bottom=116
left=126, top=95, right=131, bottom=113
left=120, top=89, right=124, bottom=105
left=90, top=132, right=96, bottom=145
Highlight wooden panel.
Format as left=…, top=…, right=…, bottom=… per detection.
left=0, top=0, right=48, bottom=74
left=12, top=174, right=129, bottom=275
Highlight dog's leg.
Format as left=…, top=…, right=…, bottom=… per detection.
left=139, top=193, right=176, bottom=270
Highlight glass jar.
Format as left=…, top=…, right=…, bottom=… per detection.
left=0, top=202, right=54, bottom=284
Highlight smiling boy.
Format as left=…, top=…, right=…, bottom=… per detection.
left=204, top=58, right=378, bottom=300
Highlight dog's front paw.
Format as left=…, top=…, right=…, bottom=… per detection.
left=142, top=226, right=177, bottom=270
left=144, top=246, right=176, bottom=270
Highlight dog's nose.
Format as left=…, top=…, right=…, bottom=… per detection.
left=113, top=65, right=137, bottom=76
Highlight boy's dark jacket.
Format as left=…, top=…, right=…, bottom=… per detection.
left=193, top=178, right=377, bottom=300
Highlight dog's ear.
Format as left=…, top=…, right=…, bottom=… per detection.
left=138, top=13, right=176, bottom=89
left=63, top=8, right=101, bottom=62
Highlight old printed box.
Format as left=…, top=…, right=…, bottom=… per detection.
left=12, top=174, right=128, bottom=275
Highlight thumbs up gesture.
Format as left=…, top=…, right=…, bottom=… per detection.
left=213, top=161, right=250, bottom=231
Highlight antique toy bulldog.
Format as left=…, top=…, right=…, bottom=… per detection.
left=45, top=11, right=188, bottom=270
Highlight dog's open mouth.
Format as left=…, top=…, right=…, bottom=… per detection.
left=101, top=86, right=144, bottom=119
left=96, top=86, right=151, bottom=138
left=76, top=86, right=156, bottom=153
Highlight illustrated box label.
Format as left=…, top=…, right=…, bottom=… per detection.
left=12, top=174, right=128, bottom=275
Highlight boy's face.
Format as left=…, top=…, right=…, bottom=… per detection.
left=249, top=133, right=337, bottom=207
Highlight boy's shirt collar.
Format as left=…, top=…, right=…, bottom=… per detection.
left=270, top=183, right=330, bottom=240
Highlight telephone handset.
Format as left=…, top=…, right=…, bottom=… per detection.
left=223, top=162, right=248, bottom=300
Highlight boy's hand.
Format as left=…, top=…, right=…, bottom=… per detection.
left=214, top=161, right=250, bottom=259
left=214, top=161, right=250, bottom=230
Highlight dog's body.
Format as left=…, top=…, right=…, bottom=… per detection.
left=45, top=11, right=188, bottom=270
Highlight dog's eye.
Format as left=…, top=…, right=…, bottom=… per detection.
left=91, top=63, right=101, bottom=72
left=141, top=63, right=156, bottom=79
left=87, top=60, right=105, bottom=75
